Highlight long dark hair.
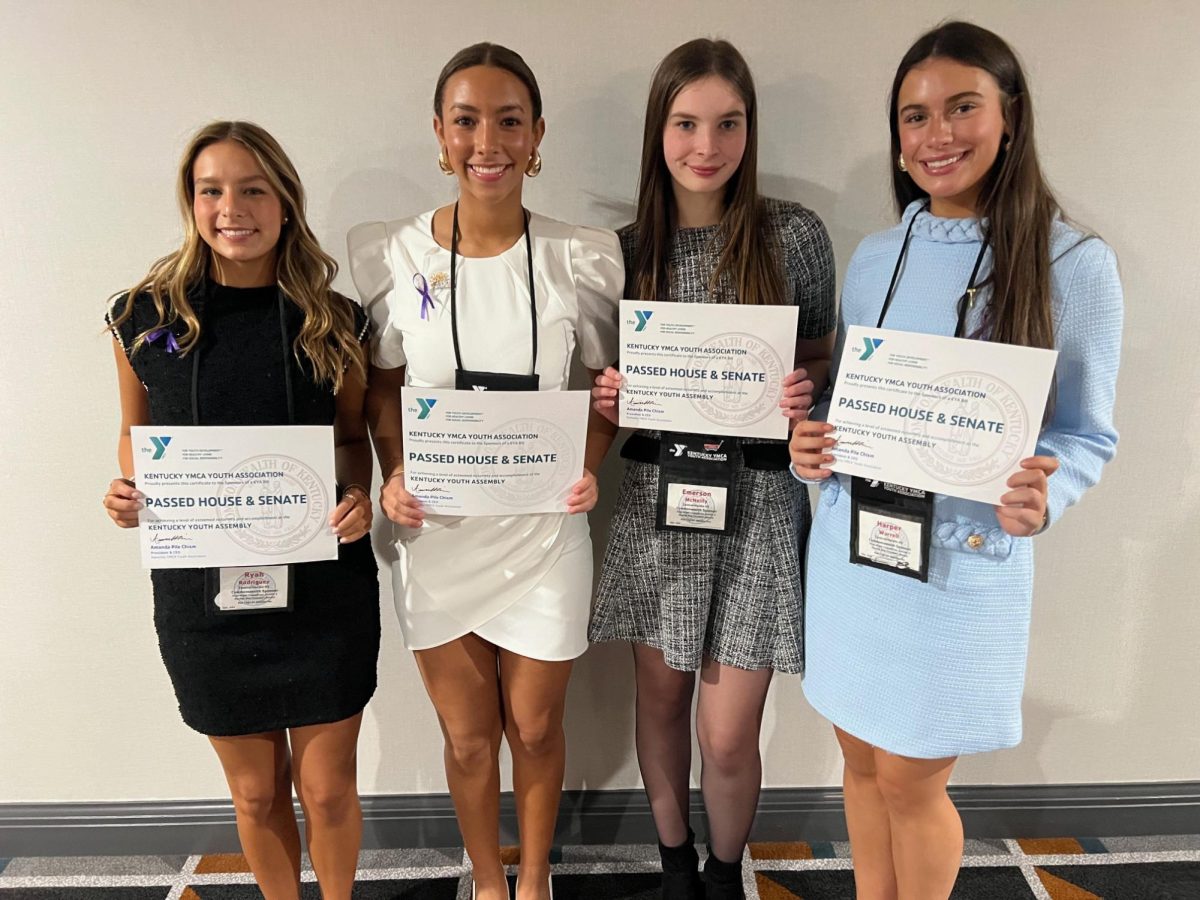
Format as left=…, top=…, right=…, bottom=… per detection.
left=889, top=21, right=1058, bottom=351
left=434, top=42, right=542, bottom=119
left=631, top=39, right=784, bottom=305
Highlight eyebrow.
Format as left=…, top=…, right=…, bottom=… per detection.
left=449, top=102, right=526, bottom=114
left=194, top=175, right=269, bottom=185
left=668, top=110, right=746, bottom=120
left=899, top=91, right=984, bottom=114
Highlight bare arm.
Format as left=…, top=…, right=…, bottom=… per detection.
left=327, top=364, right=374, bottom=543
left=583, top=366, right=619, bottom=476
left=104, top=339, right=150, bottom=527
left=364, top=363, right=423, bottom=526
left=781, top=329, right=837, bottom=424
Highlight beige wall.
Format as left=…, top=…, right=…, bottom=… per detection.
left=2, top=0, right=1198, bottom=804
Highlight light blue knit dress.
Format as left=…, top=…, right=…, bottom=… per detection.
left=801, top=201, right=1123, bottom=758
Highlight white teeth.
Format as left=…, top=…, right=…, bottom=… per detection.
left=470, top=165, right=506, bottom=175
left=220, top=229, right=254, bottom=236
left=925, top=154, right=963, bottom=170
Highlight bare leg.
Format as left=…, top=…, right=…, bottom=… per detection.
left=875, top=751, right=961, bottom=900
left=414, top=635, right=507, bottom=900
left=208, top=731, right=302, bottom=900
left=694, top=657, right=773, bottom=863
left=834, top=727, right=898, bottom=900
left=289, top=712, right=364, bottom=900
left=631, top=643, right=697, bottom=846
left=498, top=649, right=573, bottom=900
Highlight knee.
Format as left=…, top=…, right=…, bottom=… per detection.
left=228, top=773, right=288, bottom=825
left=298, top=774, right=358, bottom=826
left=874, top=764, right=946, bottom=817
left=697, top=723, right=756, bottom=775
left=444, top=723, right=502, bottom=771
left=636, top=677, right=693, bottom=721
left=506, top=713, right=562, bottom=759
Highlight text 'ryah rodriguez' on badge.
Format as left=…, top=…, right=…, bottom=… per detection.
left=827, top=325, right=1058, bottom=505
left=400, top=387, right=590, bottom=516
left=618, top=299, right=799, bottom=440
left=213, top=565, right=292, bottom=613
left=131, top=425, right=338, bottom=569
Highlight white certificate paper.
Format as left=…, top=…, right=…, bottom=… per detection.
left=131, top=425, right=338, bottom=569
left=828, top=326, right=1058, bottom=504
left=618, top=300, right=799, bottom=439
left=401, top=388, right=589, bottom=516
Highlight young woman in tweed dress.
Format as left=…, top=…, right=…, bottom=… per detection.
left=791, top=22, right=1123, bottom=899
left=589, top=39, right=836, bottom=899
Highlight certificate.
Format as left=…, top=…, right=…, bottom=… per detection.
left=131, top=425, right=338, bottom=569
left=401, top=388, right=589, bottom=516
left=618, top=299, right=799, bottom=439
left=828, top=325, right=1058, bottom=504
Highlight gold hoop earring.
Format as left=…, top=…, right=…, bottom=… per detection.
left=897, top=151, right=907, bottom=173
left=525, top=149, right=542, bottom=178
left=438, top=147, right=454, bottom=176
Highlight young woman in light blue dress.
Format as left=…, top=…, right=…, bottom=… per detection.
left=790, top=22, right=1122, bottom=899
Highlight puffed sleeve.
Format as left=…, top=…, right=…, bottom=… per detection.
left=1036, top=238, right=1123, bottom=527
left=781, top=206, right=837, bottom=339
left=569, top=225, right=624, bottom=370
left=347, top=221, right=405, bottom=369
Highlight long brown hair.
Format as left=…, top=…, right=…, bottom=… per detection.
left=631, top=39, right=784, bottom=306
left=110, top=120, right=365, bottom=391
left=889, top=21, right=1059, bottom=351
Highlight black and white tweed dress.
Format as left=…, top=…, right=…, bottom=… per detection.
left=589, top=199, right=836, bottom=673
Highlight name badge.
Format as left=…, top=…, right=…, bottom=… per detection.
left=206, top=565, right=294, bottom=615
left=849, top=477, right=932, bottom=581
left=655, top=433, right=736, bottom=534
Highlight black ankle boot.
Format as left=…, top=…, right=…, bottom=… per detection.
left=658, top=828, right=702, bottom=900
left=702, top=846, right=744, bottom=900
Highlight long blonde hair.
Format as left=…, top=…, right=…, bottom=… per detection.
left=110, top=120, right=365, bottom=391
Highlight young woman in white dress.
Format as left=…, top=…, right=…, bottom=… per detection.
left=348, top=43, right=622, bottom=900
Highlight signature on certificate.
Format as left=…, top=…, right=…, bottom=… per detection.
left=151, top=533, right=194, bottom=544
left=627, top=399, right=662, bottom=408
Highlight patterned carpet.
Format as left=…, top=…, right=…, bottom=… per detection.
left=1, top=835, right=1198, bottom=898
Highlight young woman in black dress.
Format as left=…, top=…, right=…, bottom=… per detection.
left=103, top=121, right=379, bottom=900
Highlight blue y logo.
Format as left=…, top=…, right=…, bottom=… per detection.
left=859, top=338, right=884, bottom=361
left=149, top=436, right=172, bottom=459
left=634, top=310, right=654, bottom=332
left=416, top=398, right=438, bottom=420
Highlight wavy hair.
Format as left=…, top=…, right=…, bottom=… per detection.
left=109, top=120, right=365, bottom=391
left=630, top=38, right=784, bottom=306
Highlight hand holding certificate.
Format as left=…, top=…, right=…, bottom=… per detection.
left=618, top=300, right=799, bottom=439
left=131, top=425, right=338, bottom=569
left=400, top=388, right=589, bottom=516
left=825, top=326, right=1058, bottom=504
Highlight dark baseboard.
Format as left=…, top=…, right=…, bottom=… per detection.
left=2, top=782, right=1197, bottom=857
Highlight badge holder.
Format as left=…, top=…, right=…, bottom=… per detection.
left=205, top=565, right=295, bottom=616
left=655, top=433, right=737, bottom=534
left=455, top=369, right=539, bottom=392
left=849, top=477, right=933, bottom=582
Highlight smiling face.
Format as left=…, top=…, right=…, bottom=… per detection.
left=897, top=57, right=1008, bottom=218
left=434, top=65, right=544, bottom=206
left=662, top=75, right=748, bottom=202
left=191, top=140, right=284, bottom=284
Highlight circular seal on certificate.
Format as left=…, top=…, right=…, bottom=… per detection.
left=476, top=418, right=578, bottom=508
left=683, top=332, right=784, bottom=429
left=214, top=454, right=330, bottom=555
left=904, top=371, right=1028, bottom=486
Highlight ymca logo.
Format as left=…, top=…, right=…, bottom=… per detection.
left=634, top=310, right=654, bottom=332
left=472, top=385, right=488, bottom=391
left=416, top=398, right=438, bottom=420
left=148, top=436, right=172, bottom=460
left=671, top=443, right=687, bottom=457
left=859, top=337, right=884, bottom=361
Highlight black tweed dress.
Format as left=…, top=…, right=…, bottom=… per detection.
left=108, top=282, right=380, bottom=735
left=588, top=199, right=836, bottom=673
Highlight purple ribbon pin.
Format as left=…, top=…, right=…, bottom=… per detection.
left=146, top=327, right=180, bottom=353
left=413, top=273, right=436, bottom=320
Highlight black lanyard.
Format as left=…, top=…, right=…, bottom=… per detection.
left=876, top=202, right=989, bottom=339
left=190, top=284, right=296, bottom=426
left=449, top=201, right=538, bottom=377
